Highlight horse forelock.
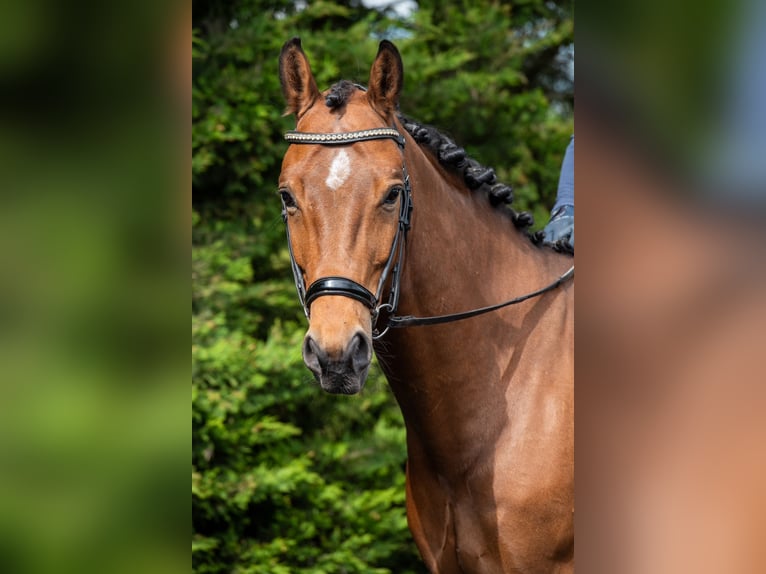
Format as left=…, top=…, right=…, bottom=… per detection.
left=325, top=80, right=361, bottom=110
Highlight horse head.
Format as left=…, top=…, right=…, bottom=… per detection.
left=278, top=38, right=407, bottom=394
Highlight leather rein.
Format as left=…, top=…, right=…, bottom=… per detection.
left=282, top=126, right=573, bottom=339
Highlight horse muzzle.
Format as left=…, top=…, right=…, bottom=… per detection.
left=302, top=330, right=372, bottom=394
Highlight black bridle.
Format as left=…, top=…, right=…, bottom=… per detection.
left=282, top=127, right=412, bottom=339
left=282, top=126, right=573, bottom=339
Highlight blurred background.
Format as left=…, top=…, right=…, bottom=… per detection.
left=191, top=1, right=572, bottom=572
left=2, top=0, right=764, bottom=571
left=0, top=1, right=188, bottom=573
left=577, top=0, right=766, bottom=571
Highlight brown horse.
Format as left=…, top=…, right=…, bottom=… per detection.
left=278, top=38, right=574, bottom=573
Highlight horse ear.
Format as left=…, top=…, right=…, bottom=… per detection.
left=279, top=37, right=321, bottom=118
left=367, top=40, right=403, bottom=118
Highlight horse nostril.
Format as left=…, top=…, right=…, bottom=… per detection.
left=345, top=332, right=372, bottom=374
left=302, top=335, right=328, bottom=376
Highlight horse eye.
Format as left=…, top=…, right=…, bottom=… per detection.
left=279, top=189, right=297, bottom=210
left=383, top=186, right=402, bottom=205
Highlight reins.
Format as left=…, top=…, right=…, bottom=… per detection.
left=386, top=266, right=574, bottom=329
left=282, top=126, right=574, bottom=339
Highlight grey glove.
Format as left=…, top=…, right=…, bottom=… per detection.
left=542, top=205, right=574, bottom=249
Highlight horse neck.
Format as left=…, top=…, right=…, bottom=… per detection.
left=377, top=135, right=571, bottom=469
left=397, top=136, right=563, bottom=329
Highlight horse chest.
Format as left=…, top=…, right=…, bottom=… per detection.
left=407, top=462, right=572, bottom=573
left=408, top=472, right=503, bottom=573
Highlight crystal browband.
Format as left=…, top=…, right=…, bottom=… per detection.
left=284, top=128, right=405, bottom=148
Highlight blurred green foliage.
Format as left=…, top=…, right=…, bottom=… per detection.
left=192, top=1, right=572, bottom=571
left=0, top=2, right=188, bottom=573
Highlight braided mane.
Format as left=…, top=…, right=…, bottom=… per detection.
left=395, top=114, right=532, bottom=228
left=325, top=81, right=571, bottom=253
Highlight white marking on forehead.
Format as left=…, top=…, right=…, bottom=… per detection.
left=325, top=149, right=351, bottom=191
